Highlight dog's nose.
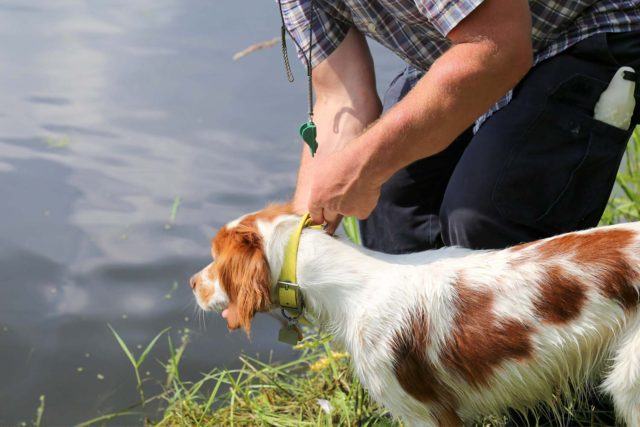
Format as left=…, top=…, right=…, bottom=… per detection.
left=189, top=274, right=199, bottom=290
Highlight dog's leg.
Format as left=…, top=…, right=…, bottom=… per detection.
left=603, top=313, right=640, bottom=427
left=399, top=405, right=461, bottom=427
left=436, top=407, right=463, bottom=427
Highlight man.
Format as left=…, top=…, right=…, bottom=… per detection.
left=281, top=0, right=640, bottom=253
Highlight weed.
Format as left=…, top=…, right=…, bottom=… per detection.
left=108, top=325, right=170, bottom=404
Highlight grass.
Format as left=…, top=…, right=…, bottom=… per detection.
left=34, top=395, right=45, bottom=427
left=72, top=128, right=640, bottom=427
left=601, top=126, right=640, bottom=225
left=342, top=216, right=362, bottom=246
left=87, top=332, right=396, bottom=426
left=108, top=325, right=170, bottom=404
left=157, top=335, right=402, bottom=427
left=165, top=196, right=182, bottom=230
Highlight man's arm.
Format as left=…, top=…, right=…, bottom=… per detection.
left=307, top=0, right=533, bottom=224
left=292, top=27, right=382, bottom=229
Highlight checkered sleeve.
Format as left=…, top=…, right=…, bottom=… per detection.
left=279, top=0, right=351, bottom=68
left=415, top=0, right=485, bottom=36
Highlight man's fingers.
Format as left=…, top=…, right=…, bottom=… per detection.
left=322, top=209, right=341, bottom=235
left=323, top=208, right=340, bottom=224
left=324, top=214, right=343, bottom=236
left=309, top=204, right=325, bottom=225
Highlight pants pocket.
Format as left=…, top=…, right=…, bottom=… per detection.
left=492, top=74, right=633, bottom=231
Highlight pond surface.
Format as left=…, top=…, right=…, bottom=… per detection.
left=0, top=1, right=402, bottom=425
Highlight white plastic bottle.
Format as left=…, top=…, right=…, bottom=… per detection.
left=593, top=66, right=636, bottom=130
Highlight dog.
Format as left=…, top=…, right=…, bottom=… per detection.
left=191, top=203, right=640, bottom=426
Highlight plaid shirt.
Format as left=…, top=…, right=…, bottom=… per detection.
left=280, top=0, right=640, bottom=129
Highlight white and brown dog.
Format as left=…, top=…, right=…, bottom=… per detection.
left=190, top=203, right=640, bottom=426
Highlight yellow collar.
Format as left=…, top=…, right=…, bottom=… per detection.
left=277, top=213, right=321, bottom=314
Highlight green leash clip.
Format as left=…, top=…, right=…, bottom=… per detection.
left=299, top=121, right=318, bottom=157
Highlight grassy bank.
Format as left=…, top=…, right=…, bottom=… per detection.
left=83, top=330, right=612, bottom=426
left=77, top=128, right=640, bottom=427
left=153, top=335, right=395, bottom=426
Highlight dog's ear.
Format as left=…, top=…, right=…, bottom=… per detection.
left=216, top=224, right=272, bottom=335
left=233, top=226, right=272, bottom=334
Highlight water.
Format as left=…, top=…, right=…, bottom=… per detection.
left=0, top=1, right=403, bottom=425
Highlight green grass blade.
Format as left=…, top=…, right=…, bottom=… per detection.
left=108, top=324, right=137, bottom=369
left=34, top=395, right=45, bottom=427
left=617, top=178, right=640, bottom=205
left=342, top=216, right=361, bottom=245
left=75, top=411, right=139, bottom=427
left=137, top=327, right=170, bottom=367
left=169, top=196, right=181, bottom=222
left=198, top=374, right=226, bottom=424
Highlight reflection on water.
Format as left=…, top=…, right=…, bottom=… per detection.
left=0, top=1, right=401, bottom=424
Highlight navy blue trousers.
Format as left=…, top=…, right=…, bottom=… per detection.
left=361, top=31, right=640, bottom=253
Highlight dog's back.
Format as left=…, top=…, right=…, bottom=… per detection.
left=354, top=223, right=640, bottom=426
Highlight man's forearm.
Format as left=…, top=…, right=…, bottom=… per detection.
left=350, top=0, right=533, bottom=187
left=357, top=39, right=532, bottom=187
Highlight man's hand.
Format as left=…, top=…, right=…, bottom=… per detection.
left=291, top=28, right=381, bottom=231
left=308, top=141, right=382, bottom=228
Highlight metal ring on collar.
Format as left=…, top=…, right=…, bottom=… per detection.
left=281, top=308, right=302, bottom=321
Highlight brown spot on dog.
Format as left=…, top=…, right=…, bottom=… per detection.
left=240, top=202, right=295, bottom=227
left=535, top=229, right=632, bottom=261
left=197, top=267, right=217, bottom=302
left=391, top=309, right=436, bottom=402
left=391, top=309, right=460, bottom=425
left=211, top=203, right=294, bottom=333
left=534, top=229, right=639, bottom=309
left=599, top=260, right=639, bottom=309
left=213, top=224, right=271, bottom=333
left=534, top=266, right=587, bottom=324
left=442, top=281, right=534, bottom=387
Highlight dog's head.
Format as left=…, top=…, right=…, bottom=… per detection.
left=190, top=203, right=296, bottom=334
